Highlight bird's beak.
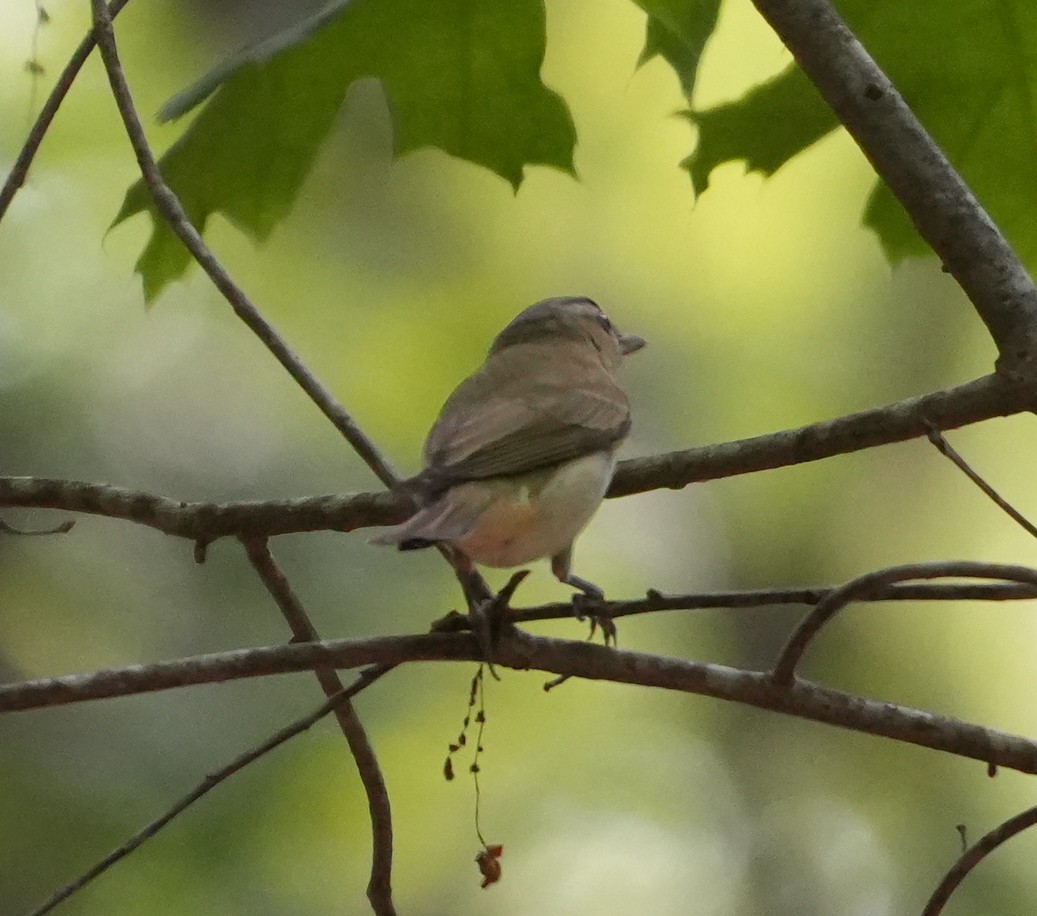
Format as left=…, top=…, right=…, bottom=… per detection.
left=618, top=332, right=646, bottom=356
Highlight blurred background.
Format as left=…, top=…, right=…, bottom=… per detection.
left=3, top=0, right=1037, bottom=913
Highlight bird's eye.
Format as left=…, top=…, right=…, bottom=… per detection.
left=597, top=314, right=613, bottom=332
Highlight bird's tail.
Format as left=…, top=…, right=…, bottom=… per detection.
left=369, top=492, right=484, bottom=551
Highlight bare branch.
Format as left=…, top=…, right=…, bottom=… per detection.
left=0, top=0, right=132, bottom=223
left=508, top=579, right=1037, bottom=624
left=4, top=373, right=1035, bottom=544
left=87, top=0, right=398, bottom=488
left=0, top=633, right=467, bottom=712
left=750, top=0, right=1037, bottom=378
left=243, top=539, right=395, bottom=915
left=0, top=477, right=406, bottom=540
left=29, top=673, right=381, bottom=916
left=0, top=516, right=74, bottom=536
left=926, top=426, right=1037, bottom=540
left=4, top=628, right=1037, bottom=775
left=922, top=805, right=1037, bottom=915
left=608, top=374, right=1033, bottom=497
left=771, top=563, right=1037, bottom=685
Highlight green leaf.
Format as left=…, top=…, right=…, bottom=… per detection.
left=684, top=65, right=837, bottom=196
left=157, top=2, right=352, bottom=122
left=115, top=0, right=576, bottom=299
left=854, top=0, right=1037, bottom=265
left=686, top=0, right=1037, bottom=268
left=634, top=0, right=722, bottom=95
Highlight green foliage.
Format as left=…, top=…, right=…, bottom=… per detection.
left=684, top=66, right=837, bottom=195
left=634, top=0, right=721, bottom=93
left=114, top=0, right=577, bottom=299
left=117, top=0, right=1037, bottom=297
left=687, top=0, right=1037, bottom=264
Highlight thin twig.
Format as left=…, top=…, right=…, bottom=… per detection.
left=771, top=562, right=1037, bottom=685
left=87, top=0, right=398, bottom=489
left=921, top=805, right=1037, bottom=915
left=0, top=0, right=132, bottom=223
left=242, top=538, right=395, bottom=915
left=925, top=425, right=1037, bottom=539
left=29, top=668, right=387, bottom=916
left=507, top=580, right=1037, bottom=624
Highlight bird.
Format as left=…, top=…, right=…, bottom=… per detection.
left=372, top=295, right=644, bottom=613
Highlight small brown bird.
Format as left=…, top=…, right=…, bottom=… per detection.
left=373, top=296, right=644, bottom=600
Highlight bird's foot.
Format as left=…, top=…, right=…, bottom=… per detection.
left=468, top=570, right=530, bottom=677
left=569, top=582, right=617, bottom=646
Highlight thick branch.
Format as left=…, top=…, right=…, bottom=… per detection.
left=3, top=630, right=1037, bottom=775
left=750, top=0, right=1037, bottom=377
left=4, top=375, right=1033, bottom=537
left=608, top=374, right=1032, bottom=496
left=0, top=477, right=405, bottom=540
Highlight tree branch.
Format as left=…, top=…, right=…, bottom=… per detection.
left=4, top=374, right=1034, bottom=541
left=922, top=805, right=1037, bottom=915
left=28, top=674, right=380, bottom=916
left=507, top=579, right=1037, bottom=625
left=0, top=0, right=132, bottom=222
left=925, top=426, right=1037, bottom=540
left=87, top=0, right=398, bottom=488
left=4, top=628, right=1037, bottom=776
left=243, top=539, right=395, bottom=916
left=750, top=0, right=1037, bottom=379
left=608, top=374, right=1032, bottom=497
left=0, top=477, right=406, bottom=541
left=770, top=562, right=1037, bottom=685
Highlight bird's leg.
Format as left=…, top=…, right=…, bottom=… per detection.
left=551, top=549, right=617, bottom=644
left=448, top=549, right=529, bottom=673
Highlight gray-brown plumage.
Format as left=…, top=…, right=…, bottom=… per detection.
left=373, top=296, right=644, bottom=596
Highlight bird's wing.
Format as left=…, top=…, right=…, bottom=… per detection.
left=416, top=369, right=630, bottom=492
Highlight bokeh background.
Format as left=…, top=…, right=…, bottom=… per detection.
left=3, top=1, right=1037, bottom=913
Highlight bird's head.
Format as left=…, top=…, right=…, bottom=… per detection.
left=490, top=296, right=646, bottom=365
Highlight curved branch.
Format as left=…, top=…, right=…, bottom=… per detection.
left=922, top=805, right=1037, bottom=915
left=4, top=629, right=1037, bottom=775
left=750, top=0, right=1037, bottom=377
left=771, top=562, right=1037, bottom=685
left=243, top=539, right=395, bottom=915
left=0, top=516, right=74, bottom=536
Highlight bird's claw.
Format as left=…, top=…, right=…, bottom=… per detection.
left=571, top=591, right=617, bottom=645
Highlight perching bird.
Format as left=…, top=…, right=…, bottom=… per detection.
left=372, top=296, right=644, bottom=604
